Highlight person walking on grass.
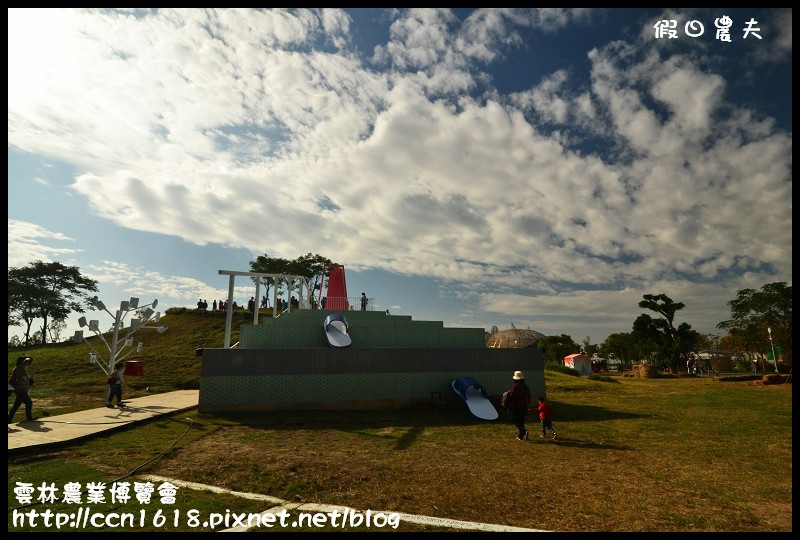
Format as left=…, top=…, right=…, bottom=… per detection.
left=533, top=396, right=557, bottom=439
left=506, top=370, right=531, bottom=441
left=8, top=356, right=35, bottom=423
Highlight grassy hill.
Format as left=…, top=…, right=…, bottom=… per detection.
left=7, top=309, right=248, bottom=415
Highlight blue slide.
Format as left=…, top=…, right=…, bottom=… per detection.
left=451, top=376, right=499, bottom=421
left=324, top=314, right=352, bottom=348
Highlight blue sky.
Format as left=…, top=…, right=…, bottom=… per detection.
left=8, top=8, right=793, bottom=347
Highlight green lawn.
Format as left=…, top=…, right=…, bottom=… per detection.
left=8, top=370, right=792, bottom=532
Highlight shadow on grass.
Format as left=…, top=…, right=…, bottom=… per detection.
left=209, top=406, right=476, bottom=431
left=205, top=401, right=645, bottom=437
left=549, top=401, right=645, bottom=423
left=528, top=437, right=633, bottom=451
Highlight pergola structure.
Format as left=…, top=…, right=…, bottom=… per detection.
left=218, top=269, right=311, bottom=349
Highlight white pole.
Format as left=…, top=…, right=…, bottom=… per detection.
left=768, top=327, right=779, bottom=374
left=224, top=275, right=235, bottom=349
left=109, top=309, right=122, bottom=375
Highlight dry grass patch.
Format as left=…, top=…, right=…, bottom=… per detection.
left=8, top=322, right=792, bottom=532
left=127, top=377, right=792, bottom=532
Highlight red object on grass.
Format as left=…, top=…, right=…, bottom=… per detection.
left=124, top=361, right=144, bottom=376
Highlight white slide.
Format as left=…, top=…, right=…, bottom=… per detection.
left=324, top=314, right=352, bottom=348
left=451, top=377, right=499, bottom=421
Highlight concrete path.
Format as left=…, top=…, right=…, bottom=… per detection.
left=7, top=390, right=199, bottom=453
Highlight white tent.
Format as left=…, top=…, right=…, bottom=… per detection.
left=564, top=353, right=593, bottom=375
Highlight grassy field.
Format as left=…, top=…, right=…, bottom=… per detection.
left=7, top=312, right=793, bottom=532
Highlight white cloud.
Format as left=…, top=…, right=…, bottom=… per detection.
left=7, top=220, right=79, bottom=268
left=8, top=9, right=791, bottom=342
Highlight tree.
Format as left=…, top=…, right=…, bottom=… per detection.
left=7, top=261, right=99, bottom=346
left=537, top=334, right=579, bottom=364
left=48, top=317, right=67, bottom=343
left=581, top=336, right=592, bottom=354
left=695, top=333, right=722, bottom=351
left=292, top=253, right=333, bottom=297
left=249, top=253, right=334, bottom=307
left=676, top=322, right=701, bottom=370
left=599, top=332, right=636, bottom=370
left=719, top=331, right=756, bottom=371
left=631, top=314, right=669, bottom=366
left=638, top=294, right=685, bottom=344
left=717, top=282, right=792, bottom=355
left=636, top=294, right=698, bottom=372
left=8, top=277, right=39, bottom=342
left=249, top=255, right=290, bottom=305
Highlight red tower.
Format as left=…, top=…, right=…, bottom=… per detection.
left=322, top=264, right=348, bottom=310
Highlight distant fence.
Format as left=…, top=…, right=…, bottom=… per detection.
left=314, top=296, right=374, bottom=311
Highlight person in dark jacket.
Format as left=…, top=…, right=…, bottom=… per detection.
left=107, top=362, right=126, bottom=409
left=507, top=370, right=531, bottom=441
left=8, top=356, right=35, bottom=423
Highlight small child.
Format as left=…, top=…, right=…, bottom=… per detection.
left=533, top=396, right=557, bottom=439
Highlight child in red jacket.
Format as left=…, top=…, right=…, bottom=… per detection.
left=533, top=396, right=557, bottom=439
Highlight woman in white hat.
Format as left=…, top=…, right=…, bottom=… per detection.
left=506, top=370, right=531, bottom=441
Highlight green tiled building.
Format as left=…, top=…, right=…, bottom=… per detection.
left=199, top=309, right=545, bottom=413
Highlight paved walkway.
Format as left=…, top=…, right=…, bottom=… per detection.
left=8, top=390, right=199, bottom=453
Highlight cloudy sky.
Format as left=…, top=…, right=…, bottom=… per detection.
left=8, top=8, right=792, bottom=347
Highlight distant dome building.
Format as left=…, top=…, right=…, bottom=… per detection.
left=485, top=323, right=545, bottom=348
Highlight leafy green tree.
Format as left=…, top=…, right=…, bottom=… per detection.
left=719, top=330, right=759, bottom=371
left=537, top=334, right=579, bottom=364
left=635, top=294, right=698, bottom=371
left=581, top=336, right=599, bottom=356
left=291, top=253, right=333, bottom=300
left=249, top=255, right=290, bottom=305
left=676, top=322, right=701, bottom=370
left=48, top=317, right=67, bottom=343
left=631, top=314, right=669, bottom=366
left=8, top=261, right=99, bottom=346
left=599, top=332, right=635, bottom=370
left=717, top=282, right=792, bottom=358
left=249, top=253, right=334, bottom=307
left=8, top=276, right=38, bottom=340
left=695, top=333, right=722, bottom=351
left=638, top=294, right=684, bottom=344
